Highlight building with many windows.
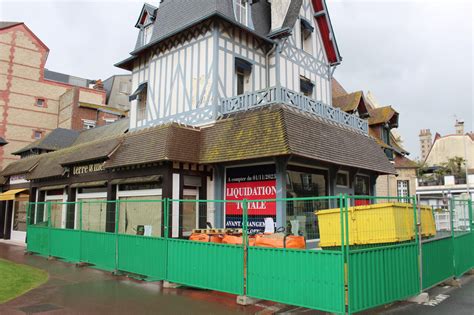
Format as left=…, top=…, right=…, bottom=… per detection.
left=0, top=1, right=397, bottom=246
left=0, top=22, right=127, bottom=169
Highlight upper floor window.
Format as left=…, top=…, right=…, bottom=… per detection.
left=397, top=180, right=410, bottom=198
left=300, top=76, right=314, bottom=97
left=381, top=126, right=390, bottom=145
left=235, top=58, right=252, bottom=95
left=143, top=24, right=153, bottom=45
left=35, top=98, right=45, bottom=108
left=235, top=0, right=248, bottom=25
left=33, top=130, right=43, bottom=140
left=300, top=18, right=314, bottom=54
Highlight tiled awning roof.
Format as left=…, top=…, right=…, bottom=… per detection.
left=1, top=105, right=396, bottom=181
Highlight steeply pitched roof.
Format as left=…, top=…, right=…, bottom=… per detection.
left=105, top=123, right=201, bottom=169
left=0, top=22, right=22, bottom=30
left=394, top=155, right=417, bottom=169
left=12, top=128, right=79, bottom=155
left=368, top=106, right=399, bottom=127
left=72, top=118, right=129, bottom=145
left=1, top=155, right=41, bottom=176
left=332, top=78, right=347, bottom=98
left=332, top=91, right=365, bottom=113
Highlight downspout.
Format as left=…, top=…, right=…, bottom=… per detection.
left=265, top=43, right=277, bottom=88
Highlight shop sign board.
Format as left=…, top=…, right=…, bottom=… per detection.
left=72, top=163, right=105, bottom=176
left=9, top=174, right=28, bottom=185
left=225, top=164, right=276, bottom=232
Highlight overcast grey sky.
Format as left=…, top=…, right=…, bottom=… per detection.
left=1, top=0, right=472, bottom=159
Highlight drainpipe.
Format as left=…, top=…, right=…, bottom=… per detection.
left=265, top=43, right=277, bottom=89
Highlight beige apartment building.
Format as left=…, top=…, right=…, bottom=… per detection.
left=0, top=22, right=125, bottom=169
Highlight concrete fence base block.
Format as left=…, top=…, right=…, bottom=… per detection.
left=407, top=292, right=429, bottom=304
left=75, top=262, right=91, bottom=268
left=468, top=269, right=474, bottom=275
left=445, top=279, right=461, bottom=287
left=236, top=295, right=260, bottom=306
left=163, top=281, right=181, bottom=289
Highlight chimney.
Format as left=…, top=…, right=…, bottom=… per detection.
left=268, top=0, right=291, bottom=33
left=93, top=79, right=104, bottom=91
left=455, top=119, right=464, bottom=135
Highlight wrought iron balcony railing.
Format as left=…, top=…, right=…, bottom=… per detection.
left=220, top=86, right=369, bottom=135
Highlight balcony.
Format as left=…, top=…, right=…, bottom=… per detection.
left=220, top=86, right=369, bottom=135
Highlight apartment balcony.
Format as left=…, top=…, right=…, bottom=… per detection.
left=220, top=86, right=369, bottom=135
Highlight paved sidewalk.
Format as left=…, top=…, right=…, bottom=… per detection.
left=0, top=242, right=280, bottom=315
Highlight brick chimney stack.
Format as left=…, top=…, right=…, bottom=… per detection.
left=93, top=79, right=104, bottom=91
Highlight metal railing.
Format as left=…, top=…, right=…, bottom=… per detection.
left=220, top=86, right=369, bottom=135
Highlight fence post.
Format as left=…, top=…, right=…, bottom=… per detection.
left=163, top=197, right=169, bottom=281
left=47, top=201, right=52, bottom=257
left=414, top=196, right=422, bottom=293
left=338, top=194, right=347, bottom=314
left=79, top=200, right=83, bottom=262
left=242, top=199, right=248, bottom=297
left=450, top=197, right=456, bottom=277
left=344, top=194, right=350, bottom=315
left=114, top=200, right=120, bottom=274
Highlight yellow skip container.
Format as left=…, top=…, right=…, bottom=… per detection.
left=316, top=203, right=436, bottom=247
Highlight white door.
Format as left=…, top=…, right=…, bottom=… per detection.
left=10, top=198, right=28, bottom=243
left=181, top=189, right=199, bottom=237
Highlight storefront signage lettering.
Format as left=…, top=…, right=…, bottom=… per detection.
left=72, top=163, right=105, bottom=175
left=225, top=164, right=277, bottom=217
left=9, top=174, right=28, bottom=185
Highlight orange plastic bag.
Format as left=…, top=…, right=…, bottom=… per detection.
left=222, top=235, right=242, bottom=244
left=284, top=235, right=306, bottom=249
left=189, top=233, right=209, bottom=242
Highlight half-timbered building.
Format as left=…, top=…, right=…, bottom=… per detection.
left=1, top=0, right=396, bottom=247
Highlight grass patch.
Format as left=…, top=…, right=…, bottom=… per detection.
left=0, top=258, right=48, bottom=304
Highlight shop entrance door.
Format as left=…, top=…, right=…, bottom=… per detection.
left=181, top=189, right=198, bottom=237
left=10, top=197, right=28, bottom=242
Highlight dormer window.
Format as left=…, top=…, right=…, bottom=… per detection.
left=300, top=18, right=314, bottom=54
left=235, top=0, right=248, bottom=26
left=143, top=24, right=153, bottom=45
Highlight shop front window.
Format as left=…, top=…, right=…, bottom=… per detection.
left=118, top=196, right=162, bottom=237
left=286, top=169, right=328, bottom=240
left=354, top=175, right=371, bottom=206
left=13, top=200, right=28, bottom=232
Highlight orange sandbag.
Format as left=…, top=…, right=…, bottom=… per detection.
left=209, top=235, right=223, bottom=243
left=189, top=233, right=209, bottom=242
left=254, top=234, right=284, bottom=248
left=284, top=235, right=306, bottom=249
left=222, top=234, right=242, bottom=244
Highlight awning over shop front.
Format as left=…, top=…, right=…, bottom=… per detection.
left=110, top=175, right=162, bottom=185
left=70, top=181, right=107, bottom=188
left=0, top=189, right=28, bottom=201
left=39, top=185, right=67, bottom=191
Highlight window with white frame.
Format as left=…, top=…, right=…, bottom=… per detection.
left=336, top=172, right=349, bottom=188
left=235, top=57, right=252, bottom=95
left=397, top=180, right=410, bottom=198
left=300, top=18, right=313, bottom=54
left=143, top=24, right=153, bottom=45
left=235, top=0, right=248, bottom=25
left=300, top=76, right=314, bottom=97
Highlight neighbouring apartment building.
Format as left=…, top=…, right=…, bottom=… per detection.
left=0, top=0, right=397, bottom=245
left=332, top=80, right=418, bottom=199
left=0, top=22, right=127, bottom=169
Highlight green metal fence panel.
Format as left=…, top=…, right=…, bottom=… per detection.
left=117, top=234, right=167, bottom=280
left=27, top=226, right=49, bottom=256
left=454, top=233, right=473, bottom=277
left=166, top=239, right=244, bottom=295
left=247, top=247, right=345, bottom=314
left=50, top=228, right=81, bottom=262
left=80, top=231, right=116, bottom=271
left=348, top=243, right=419, bottom=313
left=422, top=237, right=454, bottom=289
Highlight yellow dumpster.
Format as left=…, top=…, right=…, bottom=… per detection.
left=420, top=205, right=436, bottom=237
left=316, top=203, right=436, bottom=247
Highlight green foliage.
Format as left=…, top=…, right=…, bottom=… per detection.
left=0, top=258, right=48, bottom=303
